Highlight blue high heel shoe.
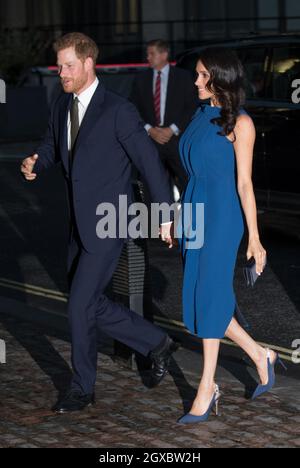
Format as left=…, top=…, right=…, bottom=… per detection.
left=177, top=384, right=221, bottom=424
left=251, top=348, right=287, bottom=400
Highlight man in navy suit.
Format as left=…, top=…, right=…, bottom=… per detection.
left=21, top=33, right=178, bottom=414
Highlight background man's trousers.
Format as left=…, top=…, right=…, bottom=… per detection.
left=67, top=226, right=166, bottom=395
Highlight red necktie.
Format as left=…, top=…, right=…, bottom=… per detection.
left=154, top=71, right=161, bottom=126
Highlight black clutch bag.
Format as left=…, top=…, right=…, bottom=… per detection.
left=243, top=257, right=267, bottom=287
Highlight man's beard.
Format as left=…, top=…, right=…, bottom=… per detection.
left=61, top=76, right=87, bottom=94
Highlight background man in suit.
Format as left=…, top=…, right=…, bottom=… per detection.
left=21, top=33, right=178, bottom=414
left=130, top=39, right=198, bottom=197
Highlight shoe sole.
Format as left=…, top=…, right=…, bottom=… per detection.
left=53, top=402, right=95, bottom=414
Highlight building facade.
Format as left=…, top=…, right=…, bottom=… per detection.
left=0, top=0, right=299, bottom=63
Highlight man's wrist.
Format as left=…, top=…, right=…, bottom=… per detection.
left=145, top=124, right=153, bottom=135
left=169, top=124, right=180, bottom=136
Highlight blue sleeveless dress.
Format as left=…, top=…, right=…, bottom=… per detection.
left=178, top=104, right=245, bottom=338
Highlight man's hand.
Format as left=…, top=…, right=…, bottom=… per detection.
left=149, top=127, right=173, bottom=145
left=159, top=222, right=178, bottom=249
left=21, top=154, right=38, bottom=181
left=158, top=127, right=174, bottom=144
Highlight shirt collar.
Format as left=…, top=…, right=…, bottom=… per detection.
left=155, top=63, right=170, bottom=77
left=74, top=77, right=99, bottom=108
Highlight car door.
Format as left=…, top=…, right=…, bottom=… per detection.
left=263, top=44, right=300, bottom=212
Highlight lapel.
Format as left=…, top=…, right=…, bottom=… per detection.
left=59, top=93, right=72, bottom=173
left=164, top=65, right=176, bottom=124
left=73, top=83, right=105, bottom=156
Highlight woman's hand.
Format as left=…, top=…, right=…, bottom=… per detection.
left=247, top=238, right=267, bottom=275
left=159, top=222, right=179, bottom=249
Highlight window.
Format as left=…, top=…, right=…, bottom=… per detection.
left=115, top=0, right=139, bottom=35
left=235, top=47, right=268, bottom=99
left=269, top=46, right=300, bottom=101
left=129, top=0, right=138, bottom=34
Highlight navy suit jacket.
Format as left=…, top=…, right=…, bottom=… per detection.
left=34, top=84, right=174, bottom=254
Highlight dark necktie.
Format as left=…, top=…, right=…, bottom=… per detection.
left=154, top=71, right=161, bottom=126
left=70, top=96, right=79, bottom=153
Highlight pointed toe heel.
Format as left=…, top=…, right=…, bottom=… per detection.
left=177, top=384, right=221, bottom=424
left=251, top=349, right=287, bottom=401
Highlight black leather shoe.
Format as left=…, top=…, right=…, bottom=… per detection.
left=148, top=336, right=179, bottom=388
left=53, top=390, right=95, bottom=414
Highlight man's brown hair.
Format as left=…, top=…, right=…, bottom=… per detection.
left=54, top=32, right=99, bottom=65
left=147, top=39, right=170, bottom=55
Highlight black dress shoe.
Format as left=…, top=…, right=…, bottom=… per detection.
left=148, top=336, right=179, bottom=388
left=53, top=390, right=95, bottom=414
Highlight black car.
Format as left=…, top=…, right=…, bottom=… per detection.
left=176, top=35, right=300, bottom=214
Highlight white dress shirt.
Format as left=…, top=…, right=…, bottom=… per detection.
left=145, top=64, right=180, bottom=136
left=67, top=77, right=99, bottom=151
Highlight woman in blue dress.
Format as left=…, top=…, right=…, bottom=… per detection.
left=172, top=48, right=284, bottom=424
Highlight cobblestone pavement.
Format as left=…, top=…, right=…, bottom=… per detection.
left=1, top=311, right=300, bottom=449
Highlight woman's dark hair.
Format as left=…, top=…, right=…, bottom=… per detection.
left=197, top=47, right=246, bottom=139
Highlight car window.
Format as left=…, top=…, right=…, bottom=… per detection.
left=235, top=47, right=268, bottom=99
left=98, top=71, right=137, bottom=98
left=269, top=46, right=300, bottom=101
left=177, top=52, right=199, bottom=77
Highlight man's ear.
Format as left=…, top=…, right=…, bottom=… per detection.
left=85, top=57, right=95, bottom=71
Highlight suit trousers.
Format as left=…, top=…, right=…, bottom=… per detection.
left=67, top=227, right=166, bottom=394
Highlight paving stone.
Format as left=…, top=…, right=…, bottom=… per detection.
left=253, top=415, right=283, bottom=425
left=213, top=439, right=239, bottom=448
left=290, top=438, right=300, bottom=447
